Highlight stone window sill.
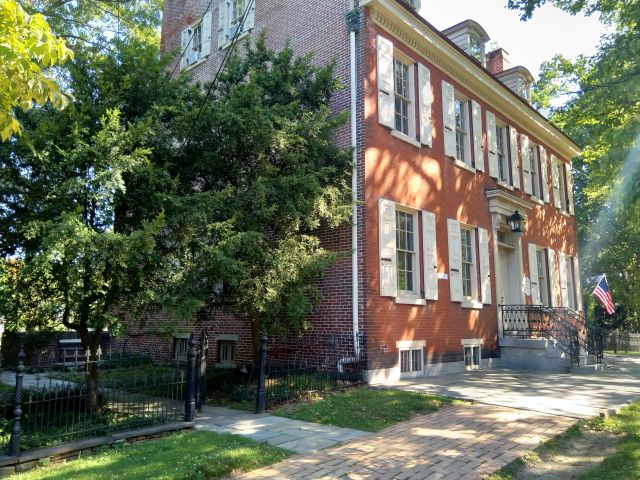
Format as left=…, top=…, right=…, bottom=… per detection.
left=461, top=300, right=483, bottom=309
left=454, top=159, right=477, bottom=174
left=395, top=296, right=427, bottom=306
left=391, top=129, right=421, bottom=148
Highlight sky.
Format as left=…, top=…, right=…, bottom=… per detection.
left=420, top=0, right=609, bottom=79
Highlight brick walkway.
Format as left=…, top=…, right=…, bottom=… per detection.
left=233, top=404, right=575, bottom=480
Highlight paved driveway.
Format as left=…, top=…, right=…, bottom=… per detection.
left=384, top=354, right=640, bottom=418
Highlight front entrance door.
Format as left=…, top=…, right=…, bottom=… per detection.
left=497, top=239, right=520, bottom=305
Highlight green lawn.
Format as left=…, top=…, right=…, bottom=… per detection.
left=13, top=431, right=290, bottom=480
left=575, top=401, right=640, bottom=479
left=488, top=400, right=640, bottom=480
left=273, top=388, right=458, bottom=432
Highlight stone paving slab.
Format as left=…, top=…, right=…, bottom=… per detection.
left=196, top=406, right=368, bottom=454
left=385, top=355, right=640, bottom=419
left=233, top=403, right=575, bottom=479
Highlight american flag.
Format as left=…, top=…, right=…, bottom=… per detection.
left=593, top=275, right=615, bottom=315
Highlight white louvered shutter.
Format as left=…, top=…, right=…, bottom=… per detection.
left=521, top=134, right=532, bottom=195
left=486, top=111, right=498, bottom=179
left=528, top=243, right=541, bottom=304
left=472, top=100, right=483, bottom=171
left=478, top=228, right=491, bottom=305
left=245, top=0, right=256, bottom=30
left=218, top=1, right=228, bottom=48
left=442, top=81, right=456, bottom=158
left=418, top=64, right=433, bottom=147
left=509, top=126, right=521, bottom=189
left=422, top=210, right=438, bottom=300
left=377, top=36, right=395, bottom=129
left=201, top=11, right=213, bottom=57
left=180, top=28, right=190, bottom=70
left=447, top=219, right=463, bottom=302
left=559, top=252, right=569, bottom=307
left=379, top=199, right=397, bottom=297
left=539, top=146, right=550, bottom=203
left=565, top=163, right=575, bottom=215
left=574, top=256, right=583, bottom=311
left=547, top=248, right=558, bottom=307
left=551, top=155, right=561, bottom=208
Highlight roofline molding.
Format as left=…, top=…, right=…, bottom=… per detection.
left=360, top=0, right=581, bottom=160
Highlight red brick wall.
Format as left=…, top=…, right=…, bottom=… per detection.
left=361, top=9, right=579, bottom=372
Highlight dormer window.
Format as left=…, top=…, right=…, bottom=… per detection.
left=469, top=34, right=483, bottom=63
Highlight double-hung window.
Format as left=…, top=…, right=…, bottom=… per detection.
left=529, top=146, right=539, bottom=199
left=218, top=340, right=236, bottom=366
left=218, top=0, right=255, bottom=49
left=496, top=124, right=509, bottom=183
left=461, top=227, right=475, bottom=298
left=181, top=12, right=212, bottom=70
left=396, top=210, right=417, bottom=295
left=455, top=97, right=470, bottom=166
left=393, top=59, right=412, bottom=136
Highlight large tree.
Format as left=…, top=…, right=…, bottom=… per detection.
left=0, top=0, right=72, bottom=140
left=509, top=0, right=640, bottom=326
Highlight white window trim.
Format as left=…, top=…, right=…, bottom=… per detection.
left=495, top=122, right=510, bottom=185
left=182, top=21, right=206, bottom=71
left=454, top=158, right=477, bottom=174
left=399, top=346, right=424, bottom=377
left=392, top=54, right=417, bottom=140
left=396, top=207, right=422, bottom=301
left=460, top=224, right=479, bottom=304
left=397, top=340, right=427, bottom=349
left=454, top=94, right=472, bottom=168
left=218, top=0, right=253, bottom=50
left=463, top=344, right=482, bottom=370
left=391, top=128, right=421, bottom=148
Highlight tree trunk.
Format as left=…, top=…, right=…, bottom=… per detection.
left=79, top=329, right=102, bottom=415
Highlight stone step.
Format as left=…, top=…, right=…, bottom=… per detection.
left=571, top=363, right=604, bottom=375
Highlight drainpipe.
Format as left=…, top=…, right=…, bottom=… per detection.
left=348, top=2, right=359, bottom=358
left=339, top=2, right=360, bottom=374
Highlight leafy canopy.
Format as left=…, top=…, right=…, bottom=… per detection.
left=0, top=0, right=72, bottom=140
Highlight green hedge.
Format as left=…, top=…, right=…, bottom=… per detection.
left=0, top=331, right=59, bottom=366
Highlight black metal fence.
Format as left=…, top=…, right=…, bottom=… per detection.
left=0, top=333, right=206, bottom=455
left=603, top=330, right=640, bottom=353
left=255, top=332, right=366, bottom=412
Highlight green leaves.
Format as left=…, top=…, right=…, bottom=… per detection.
left=0, top=0, right=73, bottom=140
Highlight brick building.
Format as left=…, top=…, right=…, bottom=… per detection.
left=150, top=0, right=588, bottom=381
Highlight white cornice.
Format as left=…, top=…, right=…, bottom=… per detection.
left=486, top=189, right=534, bottom=218
left=360, top=0, right=581, bottom=160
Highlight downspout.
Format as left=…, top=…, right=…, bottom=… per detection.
left=339, top=1, right=360, bottom=374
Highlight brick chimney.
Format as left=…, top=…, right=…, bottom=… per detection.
left=486, top=48, right=511, bottom=75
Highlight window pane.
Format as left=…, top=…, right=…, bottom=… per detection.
left=412, top=349, right=422, bottom=371
left=400, top=350, right=410, bottom=373
left=473, top=346, right=480, bottom=366
left=461, top=229, right=474, bottom=298
left=396, top=211, right=415, bottom=293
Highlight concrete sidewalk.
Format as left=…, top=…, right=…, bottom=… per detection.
left=196, top=406, right=368, bottom=454
left=384, top=354, right=640, bottom=419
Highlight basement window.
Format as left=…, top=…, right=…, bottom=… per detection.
left=463, top=345, right=481, bottom=370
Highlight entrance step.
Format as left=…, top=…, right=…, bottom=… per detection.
left=571, top=363, right=604, bottom=374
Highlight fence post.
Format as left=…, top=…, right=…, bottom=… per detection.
left=184, top=334, right=197, bottom=422
left=255, top=332, right=267, bottom=414
left=9, top=333, right=25, bottom=456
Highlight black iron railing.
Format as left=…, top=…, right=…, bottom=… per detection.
left=500, top=305, right=604, bottom=366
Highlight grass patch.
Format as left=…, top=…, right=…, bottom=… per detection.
left=487, top=402, right=640, bottom=480
left=273, top=388, right=458, bottom=432
left=13, top=431, right=291, bottom=480
left=605, top=350, right=640, bottom=355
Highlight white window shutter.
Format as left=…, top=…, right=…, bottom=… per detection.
left=574, top=256, right=583, bottom=311
left=471, top=100, right=484, bottom=171
left=217, top=1, right=228, bottom=49
left=201, top=11, right=213, bottom=57
left=540, top=146, right=550, bottom=203
left=245, top=0, right=256, bottom=30
left=528, top=243, right=541, bottom=304
left=486, top=111, right=498, bottom=179
left=551, top=155, right=561, bottom=208
left=379, top=198, right=397, bottom=297
left=509, top=126, right=521, bottom=189
left=478, top=227, right=491, bottom=304
left=180, top=28, right=190, bottom=70
left=559, top=252, right=569, bottom=307
left=442, top=81, right=456, bottom=158
left=377, top=35, right=395, bottom=129
left=418, top=64, right=432, bottom=147
left=422, top=210, right=438, bottom=300
left=447, top=219, right=463, bottom=302
left=547, top=248, right=558, bottom=307
left=565, top=163, right=575, bottom=215
left=521, top=134, right=532, bottom=195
